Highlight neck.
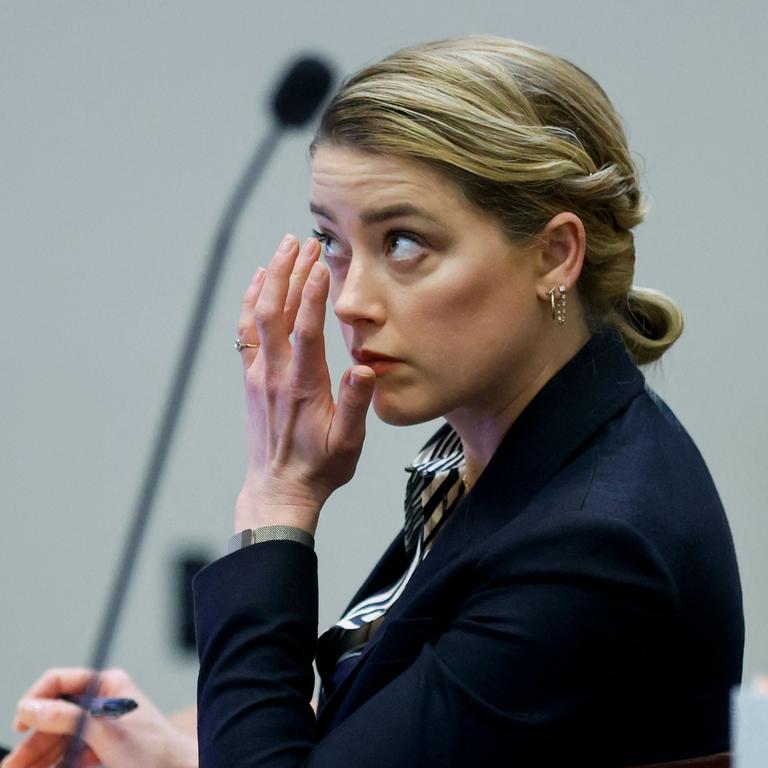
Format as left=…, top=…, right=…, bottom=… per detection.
left=449, top=322, right=590, bottom=488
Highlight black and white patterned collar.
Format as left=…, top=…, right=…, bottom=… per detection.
left=403, top=424, right=466, bottom=555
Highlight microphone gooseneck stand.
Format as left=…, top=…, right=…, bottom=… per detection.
left=61, top=56, right=334, bottom=768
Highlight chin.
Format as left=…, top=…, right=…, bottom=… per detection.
left=371, top=391, right=443, bottom=427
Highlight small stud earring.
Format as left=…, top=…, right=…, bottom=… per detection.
left=548, top=284, right=567, bottom=325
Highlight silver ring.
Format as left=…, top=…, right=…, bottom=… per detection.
left=235, top=336, right=259, bottom=352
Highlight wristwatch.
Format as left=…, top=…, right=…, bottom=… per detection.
left=227, top=525, right=315, bottom=554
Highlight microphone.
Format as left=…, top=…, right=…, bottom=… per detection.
left=60, top=55, right=334, bottom=768
left=273, top=57, right=335, bottom=127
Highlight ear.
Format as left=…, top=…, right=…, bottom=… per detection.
left=533, top=212, right=586, bottom=301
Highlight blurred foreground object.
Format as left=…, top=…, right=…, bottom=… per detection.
left=732, top=677, right=768, bottom=767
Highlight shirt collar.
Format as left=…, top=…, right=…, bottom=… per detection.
left=403, top=424, right=466, bottom=554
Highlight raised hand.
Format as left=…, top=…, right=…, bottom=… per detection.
left=234, top=234, right=375, bottom=535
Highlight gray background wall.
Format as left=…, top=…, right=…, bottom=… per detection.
left=1, top=0, right=766, bottom=749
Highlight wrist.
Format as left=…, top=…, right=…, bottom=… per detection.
left=169, top=732, right=199, bottom=768
left=235, top=483, right=322, bottom=536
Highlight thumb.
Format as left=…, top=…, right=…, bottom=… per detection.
left=14, top=698, right=85, bottom=735
left=329, top=366, right=375, bottom=457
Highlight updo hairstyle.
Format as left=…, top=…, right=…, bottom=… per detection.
left=310, top=35, right=683, bottom=365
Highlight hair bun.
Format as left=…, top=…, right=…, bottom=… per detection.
left=608, top=287, right=684, bottom=365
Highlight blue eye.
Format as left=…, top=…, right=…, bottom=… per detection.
left=312, top=229, right=343, bottom=262
left=387, top=232, right=425, bottom=262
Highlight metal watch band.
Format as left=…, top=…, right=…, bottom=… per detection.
left=228, top=525, right=315, bottom=554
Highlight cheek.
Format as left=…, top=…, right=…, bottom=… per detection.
left=416, top=280, right=495, bottom=336
left=416, top=278, right=537, bottom=361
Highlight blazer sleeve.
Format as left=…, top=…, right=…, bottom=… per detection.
left=193, top=513, right=680, bottom=767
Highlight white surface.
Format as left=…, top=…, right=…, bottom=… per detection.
left=733, top=683, right=768, bottom=768
left=1, top=0, right=766, bottom=750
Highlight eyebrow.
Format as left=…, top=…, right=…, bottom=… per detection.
left=309, top=202, right=444, bottom=227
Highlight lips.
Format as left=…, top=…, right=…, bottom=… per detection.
left=351, top=348, right=400, bottom=364
left=351, top=348, right=402, bottom=375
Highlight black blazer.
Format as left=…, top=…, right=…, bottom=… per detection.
left=194, top=330, right=744, bottom=767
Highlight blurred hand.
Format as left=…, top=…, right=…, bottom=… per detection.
left=235, top=234, right=375, bottom=533
left=4, top=667, right=197, bottom=768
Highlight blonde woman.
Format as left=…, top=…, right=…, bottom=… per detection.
left=8, top=36, right=743, bottom=768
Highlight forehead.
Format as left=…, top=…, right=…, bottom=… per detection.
left=310, top=144, right=466, bottom=218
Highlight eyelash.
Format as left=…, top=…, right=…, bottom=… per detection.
left=311, top=229, right=332, bottom=250
left=311, top=228, right=425, bottom=263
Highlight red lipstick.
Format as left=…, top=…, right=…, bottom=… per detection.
left=351, top=348, right=401, bottom=375
left=352, top=348, right=399, bottom=363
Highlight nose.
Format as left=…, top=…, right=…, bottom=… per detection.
left=332, top=253, right=386, bottom=328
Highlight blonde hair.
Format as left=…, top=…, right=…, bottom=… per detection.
left=310, top=35, right=682, bottom=365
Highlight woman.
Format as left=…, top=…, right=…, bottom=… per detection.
left=7, top=35, right=743, bottom=767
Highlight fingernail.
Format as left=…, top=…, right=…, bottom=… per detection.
left=310, top=262, right=324, bottom=282
left=350, top=370, right=374, bottom=388
left=256, top=267, right=266, bottom=281
left=279, top=234, right=295, bottom=253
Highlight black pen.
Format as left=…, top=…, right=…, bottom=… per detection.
left=60, top=694, right=138, bottom=718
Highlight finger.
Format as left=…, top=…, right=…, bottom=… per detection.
left=21, top=668, right=94, bottom=701
left=1, top=731, right=64, bottom=768
left=254, top=234, right=300, bottom=361
left=80, top=746, right=104, bottom=768
left=14, top=698, right=86, bottom=736
left=328, top=365, right=376, bottom=460
left=13, top=712, right=30, bottom=732
left=284, top=238, right=321, bottom=334
left=16, top=739, right=65, bottom=768
left=237, top=267, right=267, bottom=367
left=291, top=261, right=330, bottom=391
left=20, top=742, right=100, bottom=768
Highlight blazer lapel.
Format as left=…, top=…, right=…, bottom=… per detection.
left=338, top=532, right=408, bottom=615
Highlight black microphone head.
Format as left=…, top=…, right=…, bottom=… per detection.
left=271, top=56, right=335, bottom=128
